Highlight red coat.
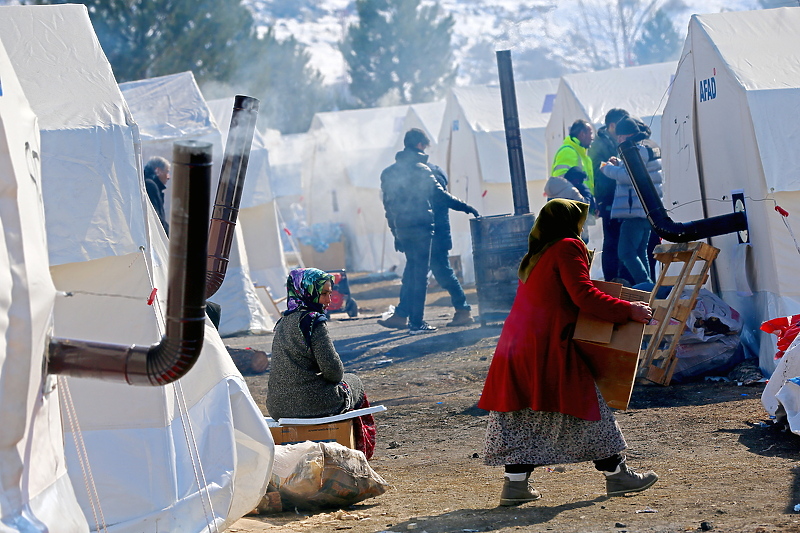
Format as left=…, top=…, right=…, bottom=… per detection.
left=477, top=238, right=632, bottom=421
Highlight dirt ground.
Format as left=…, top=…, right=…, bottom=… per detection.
left=226, top=274, right=800, bottom=533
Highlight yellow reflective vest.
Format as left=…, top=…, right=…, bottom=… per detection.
left=551, top=136, right=594, bottom=193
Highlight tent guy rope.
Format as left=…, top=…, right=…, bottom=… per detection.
left=58, top=377, right=108, bottom=533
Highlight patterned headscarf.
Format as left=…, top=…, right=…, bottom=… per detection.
left=518, top=199, right=590, bottom=283
left=284, top=267, right=335, bottom=346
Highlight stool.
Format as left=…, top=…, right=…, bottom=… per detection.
left=265, top=405, right=387, bottom=448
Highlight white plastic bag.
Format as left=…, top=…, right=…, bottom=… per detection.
left=270, top=441, right=389, bottom=511
left=680, top=288, right=743, bottom=344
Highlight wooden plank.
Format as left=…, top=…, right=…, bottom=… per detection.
left=661, top=273, right=708, bottom=286
left=644, top=323, right=683, bottom=336
left=646, top=364, right=668, bottom=385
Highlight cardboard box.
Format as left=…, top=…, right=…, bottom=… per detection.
left=269, top=419, right=355, bottom=448
left=299, top=241, right=346, bottom=271
left=572, top=280, right=650, bottom=411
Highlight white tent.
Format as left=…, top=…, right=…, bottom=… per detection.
left=207, top=97, right=288, bottom=318
left=544, top=61, right=678, bottom=168
left=0, top=36, right=88, bottom=531
left=262, top=128, right=307, bottom=226
left=303, top=104, right=412, bottom=273
left=120, top=73, right=271, bottom=336
left=393, top=100, right=447, bottom=158
left=261, top=129, right=310, bottom=271
left=660, top=7, right=800, bottom=392
left=263, top=129, right=307, bottom=201
left=0, top=5, right=272, bottom=530
left=435, top=79, right=560, bottom=283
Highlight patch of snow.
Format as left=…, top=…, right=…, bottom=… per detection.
left=247, top=0, right=763, bottom=86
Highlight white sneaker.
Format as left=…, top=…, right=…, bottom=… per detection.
left=408, top=321, right=437, bottom=335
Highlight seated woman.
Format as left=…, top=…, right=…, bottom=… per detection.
left=267, top=267, right=374, bottom=455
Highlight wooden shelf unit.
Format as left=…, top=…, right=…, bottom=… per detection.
left=639, top=241, right=720, bottom=385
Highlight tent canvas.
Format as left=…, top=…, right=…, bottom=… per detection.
left=544, top=61, right=678, bottom=168
left=0, top=36, right=88, bottom=530
left=262, top=129, right=307, bottom=246
left=207, top=96, right=288, bottom=319
left=392, top=100, right=447, bottom=158
left=435, top=79, right=559, bottom=283
left=303, top=104, right=411, bottom=273
left=120, top=73, right=271, bottom=335
left=660, top=7, right=800, bottom=393
left=0, top=5, right=273, bottom=530
left=263, top=129, right=306, bottom=202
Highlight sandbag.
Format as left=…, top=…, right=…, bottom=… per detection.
left=270, top=441, right=389, bottom=511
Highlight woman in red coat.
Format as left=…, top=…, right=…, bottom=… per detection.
left=478, top=199, right=658, bottom=506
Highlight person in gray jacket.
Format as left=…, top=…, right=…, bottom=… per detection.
left=266, top=267, right=365, bottom=419
left=378, top=129, right=477, bottom=333
left=599, top=117, right=663, bottom=285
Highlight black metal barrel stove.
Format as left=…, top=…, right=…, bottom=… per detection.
left=470, top=50, right=536, bottom=325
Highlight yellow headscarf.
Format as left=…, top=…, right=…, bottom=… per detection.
left=518, top=199, right=590, bottom=283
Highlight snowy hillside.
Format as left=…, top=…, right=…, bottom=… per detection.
left=245, top=0, right=762, bottom=86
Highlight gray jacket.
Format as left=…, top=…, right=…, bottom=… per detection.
left=601, top=144, right=663, bottom=219
left=266, top=312, right=349, bottom=419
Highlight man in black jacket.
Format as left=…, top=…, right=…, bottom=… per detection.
left=588, top=108, right=630, bottom=283
left=378, top=129, right=478, bottom=334
left=144, top=156, right=171, bottom=235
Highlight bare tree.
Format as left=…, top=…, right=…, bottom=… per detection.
left=552, top=0, right=674, bottom=71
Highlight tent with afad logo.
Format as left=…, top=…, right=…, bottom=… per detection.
left=655, top=7, right=800, bottom=419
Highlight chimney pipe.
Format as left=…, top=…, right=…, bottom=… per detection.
left=48, top=141, right=212, bottom=385
left=618, top=137, right=748, bottom=242
left=496, top=50, right=529, bottom=215
left=206, top=95, right=259, bottom=298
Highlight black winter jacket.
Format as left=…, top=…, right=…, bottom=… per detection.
left=587, top=126, right=618, bottom=217
left=380, top=149, right=471, bottom=242
left=429, top=163, right=474, bottom=251
left=145, top=174, right=169, bottom=235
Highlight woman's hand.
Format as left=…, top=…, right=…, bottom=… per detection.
left=629, top=301, right=653, bottom=324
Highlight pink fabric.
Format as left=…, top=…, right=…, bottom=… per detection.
left=352, top=395, right=377, bottom=459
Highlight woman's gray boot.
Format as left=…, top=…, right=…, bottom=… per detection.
left=605, top=463, right=659, bottom=496
left=499, top=479, right=542, bottom=506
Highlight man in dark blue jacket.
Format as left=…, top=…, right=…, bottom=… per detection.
left=144, top=156, right=171, bottom=235
left=378, top=129, right=478, bottom=334
left=428, top=163, right=479, bottom=326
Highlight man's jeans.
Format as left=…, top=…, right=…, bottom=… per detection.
left=601, top=215, right=633, bottom=284
left=394, top=230, right=433, bottom=328
left=617, top=217, right=652, bottom=285
left=429, top=240, right=470, bottom=312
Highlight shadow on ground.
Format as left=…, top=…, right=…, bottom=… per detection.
left=369, top=498, right=604, bottom=533
left=628, top=381, right=767, bottom=409
left=335, top=325, right=502, bottom=369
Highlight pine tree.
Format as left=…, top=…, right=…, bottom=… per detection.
left=554, top=0, right=665, bottom=70
left=233, top=28, right=332, bottom=134
left=341, top=0, right=457, bottom=108
left=632, top=9, right=681, bottom=65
